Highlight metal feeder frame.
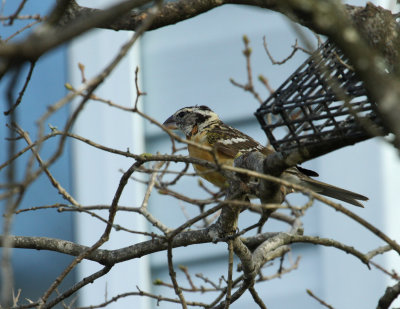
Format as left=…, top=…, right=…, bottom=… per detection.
left=255, top=40, right=382, bottom=153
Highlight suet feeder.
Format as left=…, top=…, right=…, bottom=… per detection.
left=255, top=40, right=383, bottom=154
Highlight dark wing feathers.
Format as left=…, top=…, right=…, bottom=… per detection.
left=300, top=177, right=368, bottom=207
left=206, top=123, right=267, bottom=158
left=297, top=166, right=319, bottom=177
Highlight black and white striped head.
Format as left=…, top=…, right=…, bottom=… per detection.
left=163, top=105, right=219, bottom=136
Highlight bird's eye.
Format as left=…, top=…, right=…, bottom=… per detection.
left=177, top=112, right=185, bottom=118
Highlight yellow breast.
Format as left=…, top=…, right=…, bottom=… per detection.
left=187, top=134, right=233, bottom=188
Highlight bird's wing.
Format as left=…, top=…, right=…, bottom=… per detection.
left=207, top=123, right=323, bottom=184
left=206, top=123, right=270, bottom=158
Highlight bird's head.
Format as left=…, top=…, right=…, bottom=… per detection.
left=163, top=105, right=219, bottom=137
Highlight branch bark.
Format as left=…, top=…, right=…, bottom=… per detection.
left=377, top=281, right=400, bottom=309
left=0, top=227, right=276, bottom=265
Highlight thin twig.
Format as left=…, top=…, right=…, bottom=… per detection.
left=4, top=20, right=41, bottom=42
left=7, top=0, right=28, bottom=25
left=0, top=131, right=58, bottom=172
left=365, top=245, right=392, bottom=260
left=224, top=240, right=234, bottom=309
left=167, top=241, right=188, bottom=309
left=258, top=256, right=300, bottom=282
left=195, top=273, right=222, bottom=290
left=139, top=162, right=171, bottom=233
left=136, top=286, right=209, bottom=307
left=306, top=289, right=335, bottom=309
left=78, top=62, right=86, bottom=83
left=0, top=14, right=43, bottom=21
left=249, top=286, right=267, bottom=309
left=42, top=266, right=113, bottom=309
left=13, top=123, right=80, bottom=206
left=263, top=36, right=312, bottom=65
left=370, top=261, right=400, bottom=280
left=229, top=35, right=264, bottom=104
left=178, top=265, right=197, bottom=291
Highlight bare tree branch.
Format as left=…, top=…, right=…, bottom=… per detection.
left=42, top=266, right=113, bottom=309
left=0, top=0, right=154, bottom=78
left=307, top=289, right=335, bottom=309
left=377, top=281, right=400, bottom=309
left=167, top=241, right=188, bottom=309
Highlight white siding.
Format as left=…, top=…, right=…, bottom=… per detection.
left=68, top=27, right=150, bottom=309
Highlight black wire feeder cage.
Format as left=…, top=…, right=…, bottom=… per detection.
left=255, top=40, right=384, bottom=154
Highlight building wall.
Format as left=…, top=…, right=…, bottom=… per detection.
left=0, top=1, right=75, bottom=302
left=67, top=1, right=400, bottom=308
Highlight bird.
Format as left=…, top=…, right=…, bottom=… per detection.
left=163, top=105, right=368, bottom=207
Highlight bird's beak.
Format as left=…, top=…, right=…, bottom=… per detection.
left=163, top=115, right=178, bottom=130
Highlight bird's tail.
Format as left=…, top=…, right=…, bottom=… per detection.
left=300, top=178, right=368, bottom=207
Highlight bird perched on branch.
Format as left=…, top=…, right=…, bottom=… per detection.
left=163, top=105, right=368, bottom=207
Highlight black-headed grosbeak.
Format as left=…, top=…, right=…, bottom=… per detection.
left=163, top=105, right=368, bottom=207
